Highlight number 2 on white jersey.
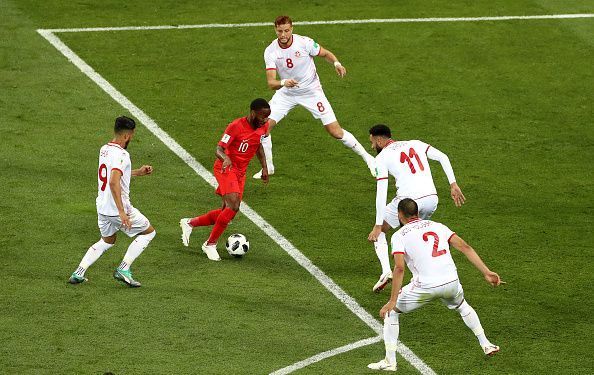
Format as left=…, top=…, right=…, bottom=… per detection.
left=400, top=148, right=425, bottom=174
left=423, top=231, right=447, bottom=257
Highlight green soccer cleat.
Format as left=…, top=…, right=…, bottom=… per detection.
left=68, top=273, right=88, bottom=284
left=113, top=268, right=141, bottom=288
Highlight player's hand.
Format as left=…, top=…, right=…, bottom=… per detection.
left=380, top=300, right=396, bottom=319
left=119, top=211, right=131, bottom=231
left=335, top=65, right=347, bottom=78
left=283, top=79, right=299, bottom=88
left=261, top=168, right=269, bottom=184
left=484, top=271, right=505, bottom=287
left=140, top=165, right=153, bottom=175
left=450, top=183, right=466, bottom=207
left=367, top=225, right=383, bottom=242
left=222, top=157, right=232, bottom=172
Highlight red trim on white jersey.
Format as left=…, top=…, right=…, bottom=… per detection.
left=376, top=177, right=389, bottom=181
left=393, top=251, right=405, bottom=254
left=107, top=142, right=124, bottom=149
left=426, top=145, right=431, bottom=154
left=277, top=35, right=293, bottom=49
left=265, top=68, right=277, bottom=71
left=406, top=217, right=421, bottom=224
left=111, top=168, right=123, bottom=175
left=448, top=232, right=457, bottom=243
left=384, top=139, right=395, bottom=147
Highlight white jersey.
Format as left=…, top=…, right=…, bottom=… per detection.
left=374, top=139, right=457, bottom=225
left=264, top=34, right=322, bottom=95
left=391, top=218, right=458, bottom=288
left=96, top=142, right=132, bottom=216
left=376, top=140, right=437, bottom=199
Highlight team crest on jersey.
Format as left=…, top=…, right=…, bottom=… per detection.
left=295, top=51, right=301, bottom=57
left=221, top=133, right=231, bottom=143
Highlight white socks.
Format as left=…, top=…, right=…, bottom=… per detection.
left=75, top=239, right=114, bottom=276
left=457, top=300, right=490, bottom=347
left=261, top=134, right=274, bottom=172
left=375, top=232, right=392, bottom=275
left=384, top=310, right=399, bottom=364
left=119, top=230, right=156, bottom=271
left=340, top=129, right=372, bottom=159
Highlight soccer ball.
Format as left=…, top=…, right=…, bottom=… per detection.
left=225, top=233, right=250, bottom=257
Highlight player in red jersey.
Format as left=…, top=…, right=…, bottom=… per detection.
left=179, top=98, right=271, bottom=260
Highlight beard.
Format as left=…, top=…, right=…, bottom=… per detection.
left=374, top=145, right=383, bottom=155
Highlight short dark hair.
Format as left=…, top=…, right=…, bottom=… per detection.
left=369, top=124, right=391, bottom=138
left=250, top=98, right=270, bottom=111
left=398, top=198, right=418, bottom=218
left=274, top=15, right=293, bottom=27
left=114, top=116, right=136, bottom=133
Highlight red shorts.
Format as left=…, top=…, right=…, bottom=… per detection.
left=214, top=167, right=246, bottom=199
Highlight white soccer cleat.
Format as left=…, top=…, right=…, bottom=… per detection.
left=180, top=218, right=193, bottom=247
left=373, top=271, right=393, bottom=293
left=367, top=359, right=397, bottom=372
left=201, top=241, right=221, bottom=261
left=365, top=155, right=377, bottom=177
left=483, top=344, right=500, bottom=356
left=252, top=166, right=275, bottom=179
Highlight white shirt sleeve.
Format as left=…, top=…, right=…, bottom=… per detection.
left=439, top=223, right=456, bottom=244
left=375, top=156, right=389, bottom=225
left=264, top=47, right=276, bottom=70
left=390, top=232, right=405, bottom=255
left=426, top=145, right=456, bottom=185
left=304, top=37, right=321, bottom=56
left=112, top=150, right=127, bottom=173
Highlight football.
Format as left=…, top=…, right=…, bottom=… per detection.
left=225, top=233, right=250, bottom=257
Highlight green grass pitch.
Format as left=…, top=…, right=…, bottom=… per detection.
left=1, top=0, right=593, bottom=373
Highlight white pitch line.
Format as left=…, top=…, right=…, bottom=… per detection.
left=39, top=13, right=594, bottom=33
left=36, top=29, right=435, bottom=374
left=270, top=336, right=382, bottom=375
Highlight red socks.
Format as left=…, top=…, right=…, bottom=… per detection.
left=207, top=208, right=237, bottom=244
left=189, top=209, right=222, bottom=227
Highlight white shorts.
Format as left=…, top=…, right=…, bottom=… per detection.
left=396, top=279, right=464, bottom=314
left=269, top=88, right=337, bottom=126
left=384, top=194, right=438, bottom=228
left=97, top=207, right=150, bottom=238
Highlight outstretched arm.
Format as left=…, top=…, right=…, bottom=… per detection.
left=449, top=234, right=504, bottom=287
left=266, top=69, right=298, bottom=90
left=317, top=47, right=347, bottom=78
left=216, top=145, right=232, bottom=172
left=380, top=253, right=406, bottom=318
left=256, top=144, right=269, bottom=183
left=427, top=146, right=465, bottom=206
left=368, top=177, right=389, bottom=242
left=109, top=169, right=131, bottom=230
left=132, top=165, right=153, bottom=176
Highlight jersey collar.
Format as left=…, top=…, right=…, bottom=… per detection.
left=107, top=142, right=124, bottom=149
left=278, top=35, right=294, bottom=49
left=406, top=217, right=421, bottom=224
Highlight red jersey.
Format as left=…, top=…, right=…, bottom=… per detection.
left=215, top=117, right=269, bottom=175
